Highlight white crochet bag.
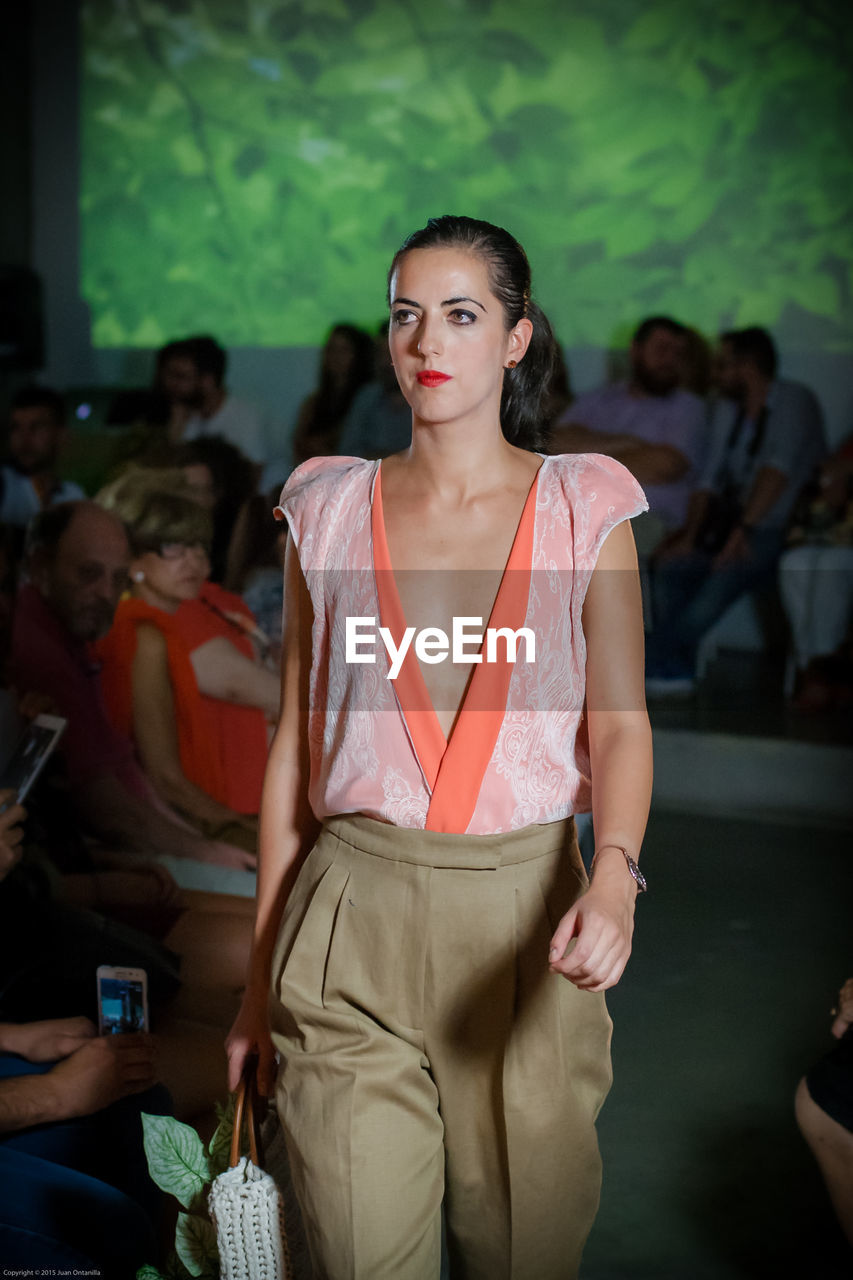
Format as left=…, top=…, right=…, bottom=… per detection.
left=208, top=1061, right=293, bottom=1280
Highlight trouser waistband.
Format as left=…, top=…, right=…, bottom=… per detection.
left=323, top=812, right=576, bottom=870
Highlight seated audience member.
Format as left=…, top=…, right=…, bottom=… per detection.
left=0, top=1020, right=165, bottom=1275
left=795, top=977, right=853, bottom=1250
left=681, top=326, right=713, bottom=398
left=224, top=488, right=287, bottom=660
left=337, top=321, right=413, bottom=459
left=176, top=435, right=258, bottom=583
left=291, top=322, right=374, bottom=465
left=0, top=786, right=258, bottom=1270
left=96, top=471, right=276, bottom=825
left=646, top=327, right=827, bottom=691
left=156, top=335, right=268, bottom=464
left=0, top=669, right=258, bottom=1103
left=10, top=500, right=253, bottom=868
left=551, top=316, right=707, bottom=552
left=0, top=387, right=85, bottom=530
left=778, top=435, right=853, bottom=710
left=0, top=795, right=167, bottom=1274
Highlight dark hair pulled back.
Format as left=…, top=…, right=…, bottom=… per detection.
left=387, top=215, right=557, bottom=450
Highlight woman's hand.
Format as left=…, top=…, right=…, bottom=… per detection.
left=548, top=852, right=637, bottom=992
left=225, top=984, right=276, bottom=1097
left=204, top=840, right=258, bottom=871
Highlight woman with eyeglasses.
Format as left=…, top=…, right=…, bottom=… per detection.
left=95, top=470, right=279, bottom=857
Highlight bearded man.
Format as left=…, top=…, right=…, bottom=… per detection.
left=551, top=316, right=707, bottom=549
left=0, top=387, right=85, bottom=528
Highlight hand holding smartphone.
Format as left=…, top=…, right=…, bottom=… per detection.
left=0, top=712, right=66, bottom=810
left=96, top=965, right=149, bottom=1035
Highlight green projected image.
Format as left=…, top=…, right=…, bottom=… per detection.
left=81, top=0, right=853, bottom=350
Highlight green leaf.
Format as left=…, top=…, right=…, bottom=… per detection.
left=136, top=1267, right=167, bottom=1280
left=163, top=1249, right=195, bottom=1280
left=207, top=1093, right=237, bottom=1179
left=175, top=1212, right=219, bottom=1279
left=142, top=1113, right=211, bottom=1210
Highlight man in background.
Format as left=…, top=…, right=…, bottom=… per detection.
left=0, top=387, right=85, bottom=528
left=551, top=316, right=707, bottom=555
left=156, top=335, right=268, bottom=464
left=646, top=327, right=827, bottom=692
left=10, top=501, right=253, bottom=869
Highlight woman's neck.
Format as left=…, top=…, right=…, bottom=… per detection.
left=398, top=414, right=526, bottom=501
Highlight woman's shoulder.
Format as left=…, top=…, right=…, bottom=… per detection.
left=273, top=456, right=375, bottom=531
left=542, top=451, right=647, bottom=505
left=107, top=594, right=173, bottom=639
left=96, top=596, right=174, bottom=669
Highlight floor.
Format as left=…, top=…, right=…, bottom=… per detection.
left=647, top=649, right=853, bottom=748
left=582, top=652, right=853, bottom=1279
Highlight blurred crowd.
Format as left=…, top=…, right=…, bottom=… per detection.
left=0, top=315, right=849, bottom=1270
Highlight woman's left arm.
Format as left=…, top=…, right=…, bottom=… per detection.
left=190, top=636, right=281, bottom=720
left=549, top=519, right=653, bottom=991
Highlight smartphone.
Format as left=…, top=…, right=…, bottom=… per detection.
left=96, top=965, right=149, bottom=1035
left=0, top=712, right=67, bottom=805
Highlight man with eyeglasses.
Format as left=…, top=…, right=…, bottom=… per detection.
left=10, top=501, right=254, bottom=869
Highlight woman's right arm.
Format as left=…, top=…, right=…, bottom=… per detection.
left=225, top=536, right=320, bottom=1094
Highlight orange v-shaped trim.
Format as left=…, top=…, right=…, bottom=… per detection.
left=372, top=461, right=541, bottom=834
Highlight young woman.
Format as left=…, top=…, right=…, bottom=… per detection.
left=290, top=322, right=375, bottom=465
left=226, top=216, right=653, bottom=1279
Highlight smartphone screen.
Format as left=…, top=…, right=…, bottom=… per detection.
left=97, top=967, right=149, bottom=1034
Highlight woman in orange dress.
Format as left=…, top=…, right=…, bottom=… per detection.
left=96, top=474, right=278, bottom=842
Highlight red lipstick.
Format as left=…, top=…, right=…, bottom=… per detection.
left=416, top=371, right=451, bottom=387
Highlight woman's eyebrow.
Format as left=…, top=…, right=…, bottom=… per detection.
left=390, top=295, right=487, bottom=312
left=442, top=295, right=486, bottom=312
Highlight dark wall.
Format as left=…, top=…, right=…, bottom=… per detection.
left=0, top=6, right=32, bottom=266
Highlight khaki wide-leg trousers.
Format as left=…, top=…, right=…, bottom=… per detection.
left=269, top=814, right=613, bottom=1280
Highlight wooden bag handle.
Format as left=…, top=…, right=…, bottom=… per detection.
left=230, top=1054, right=264, bottom=1168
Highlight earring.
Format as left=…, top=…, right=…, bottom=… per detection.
left=505, top=360, right=518, bottom=369
left=133, top=570, right=145, bottom=583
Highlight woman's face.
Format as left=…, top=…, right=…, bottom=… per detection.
left=132, top=542, right=210, bottom=612
left=388, top=247, right=531, bottom=428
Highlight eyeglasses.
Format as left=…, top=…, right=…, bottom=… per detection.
left=156, top=541, right=210, bottom=561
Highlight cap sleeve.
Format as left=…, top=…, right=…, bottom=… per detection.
left=584, top=453, right=648, bottom=562
left=273, top=457, right=337, bottom=535
left=272, top=455, right=374, bottom=570
left=545, top=453, right=648, bottom=569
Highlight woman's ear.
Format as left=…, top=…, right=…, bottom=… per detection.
left=130, top=557, right=146, bottom=585
left=507, top=316, right=533, bottom=366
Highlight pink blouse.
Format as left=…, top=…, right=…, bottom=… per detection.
left=275, top=453, right=647, bottom=835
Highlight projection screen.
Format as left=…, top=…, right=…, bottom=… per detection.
left=80, top=0, right=853, bottom=356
